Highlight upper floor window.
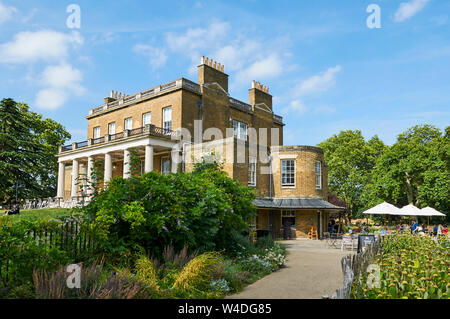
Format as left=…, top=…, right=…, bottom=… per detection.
left=143, top=112, right=151, bottom=126
left=124, top=117, right=132, bottom=130
left=248, top=156, right=257, bottom=187
left=315, top=161, right=322, bottom=190
left=281, top=160, right=295, bottom=187
left=108, top=122, right=116, bottom=135
left=93, top=126, right=101, bottom=139
left=232, top=120, right=247, bottom=140
left=163, top=107, right=172, bottom=133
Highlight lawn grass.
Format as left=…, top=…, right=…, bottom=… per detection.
left=0, top=208, right=75, bottom=223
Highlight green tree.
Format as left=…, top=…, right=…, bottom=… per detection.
left=318, top=130, right=387, bottom=219
left=0, top=98, right=70, bottom=204
left=82, top=164, right=256, bottom=256
left=364, top=125, right=449, bottom=216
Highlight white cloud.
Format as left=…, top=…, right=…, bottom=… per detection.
left=235, top=54, right=283, bottom=85
left=133, top=44, right=168, bottom=69
left=394, top=0, right=430, bottom=22
left=0, top=1, right=17, bottom=24
left=314, top=106, right=336, bottom=115
left=282, top=100, right=307, bottom=116
left=136, top=21, right=291, bottom=87
left=294, top=65, right=341, bottom=96
left=0, top=30, right=83, bottom=64
left=35, top=63, right=84, bottom=110
left=41, top=63, right=83, bottom=90
left=281, top=66, right=342, bottom=117
left=35, top=89, right=67, bottom=110
left=166, top=21, right=230, bottom=55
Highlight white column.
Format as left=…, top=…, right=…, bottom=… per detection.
left=57, top=161, right=65, bottom=198
left=123, top=149, right=131, bottom=178
left=87, top=156, right=94, bottom=195
left=104, top=153, right=112, bottom=185
left=145, top=145, right=154, bottom=173
left=171, top=149, right=180, bottom=173
left=71, top=159, right=79, bottom=198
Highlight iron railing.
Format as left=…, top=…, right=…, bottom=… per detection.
left=59, top=126, right=176, bottom=153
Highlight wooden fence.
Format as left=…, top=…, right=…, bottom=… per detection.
left=331, top=236, right=383, bottom=299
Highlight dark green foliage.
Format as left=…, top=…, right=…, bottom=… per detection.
left=0, top=98, right=70, bottom=205
left=318, top=130, right=387, bottom=218
left=363, top=125, right=449, bottom=219
left=81, top=166, right=257, bottom=257
left=319, top=125, right=449, bottom=220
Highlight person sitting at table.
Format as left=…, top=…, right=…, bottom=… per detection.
left=442, top=225, right=448, bottom=236
left=328, top=219, right=336, bottom=233
left=437, top=224, right=443, bottom=237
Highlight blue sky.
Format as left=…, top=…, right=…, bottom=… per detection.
left=0, top=0, right=449, bottom=146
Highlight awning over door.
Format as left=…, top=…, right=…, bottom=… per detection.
left=253, top=197, right=345, bottom=210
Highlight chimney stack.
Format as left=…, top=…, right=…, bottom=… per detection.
left=198, top=55, right=229, bottom=92
left=249, top=80, right=272, bottom=110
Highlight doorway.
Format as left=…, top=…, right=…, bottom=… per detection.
left=282, top=211, right=296, bottom=239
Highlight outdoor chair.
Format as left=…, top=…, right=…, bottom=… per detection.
left=341, top=234, right=354, bottom=251
left=307, top=226, right=318, bottom=240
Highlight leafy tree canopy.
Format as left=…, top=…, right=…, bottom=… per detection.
left=318, top=130, right=387, bottom=218
left=0, top=98, right=70, bottom=204
left=364, top=125, right=449, bottom=215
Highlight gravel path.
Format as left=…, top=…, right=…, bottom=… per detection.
left=227, top=240, right=353, bottom=299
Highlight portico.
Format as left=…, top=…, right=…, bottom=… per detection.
left=57, top=125, right=180, bottom=200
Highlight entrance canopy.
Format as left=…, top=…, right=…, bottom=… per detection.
left=253, top=197, right=345, bottom=210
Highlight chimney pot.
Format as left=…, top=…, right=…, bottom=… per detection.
left=201, top=56, right=205, bottom=64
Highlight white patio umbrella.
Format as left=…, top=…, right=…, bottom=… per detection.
left=362, top=202, right=400, bottom=232
left=420, top=207, right=446, bottom=233
left=362, top=202, right=400, bottom=215
left=420, top=207, right=446, bottom=217
left=396, top=204, right=422, bottom=217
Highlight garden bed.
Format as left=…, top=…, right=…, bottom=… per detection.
left=350, top=235, right=449, bottom=299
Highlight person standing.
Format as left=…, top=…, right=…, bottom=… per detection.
left=411, top=220, right=418, bottom=234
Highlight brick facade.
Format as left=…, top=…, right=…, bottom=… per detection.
left=58, top=56, right=341, bottom=240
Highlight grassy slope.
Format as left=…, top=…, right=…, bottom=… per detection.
left=0, top=208, right=74, bottom=223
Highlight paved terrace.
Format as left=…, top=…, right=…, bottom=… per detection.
left=228, top=239, right=353, bottom=299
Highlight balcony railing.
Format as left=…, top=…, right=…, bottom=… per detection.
left=92, top=136, right=105, bottom=145
left=229, top=97, right=253, bottom=114
left=61, top=145, right=73, bottom=152
left=75, top=141, right=88, bottom=149
left=59, top=125, right=177, bottom=153
left=109, top=132, right=124, bottom=141
left=89, top=78, right=201, bottom=116
left=273, top=114, right=284, bottom=125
